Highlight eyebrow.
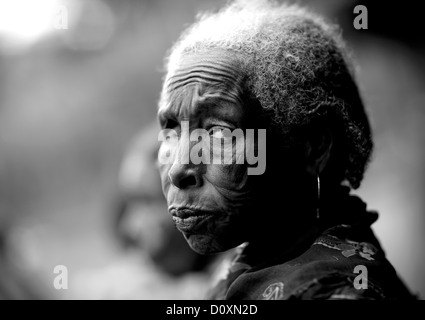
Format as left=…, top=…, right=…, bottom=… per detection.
left=157, top=107, right=176, bottom=126
left=158, top=97, right=243, bottom=130
left=163, top=82, right=245, bottom=119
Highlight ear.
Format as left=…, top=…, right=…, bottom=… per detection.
left=304, top=127, right=333, bottom=176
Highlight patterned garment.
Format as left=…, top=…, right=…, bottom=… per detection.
left=207, top=193, right=415, bottom=300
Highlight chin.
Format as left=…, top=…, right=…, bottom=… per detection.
left=184, top=234, right=231, bottom=255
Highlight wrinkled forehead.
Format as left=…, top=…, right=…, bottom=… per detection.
left=159, top=50, right=247, bottom=113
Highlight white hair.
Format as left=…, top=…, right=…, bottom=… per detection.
left=161, top=0, right=373, bottom=189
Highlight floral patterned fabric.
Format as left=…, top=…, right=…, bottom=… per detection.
left=207, top=194, right=415, bottom=300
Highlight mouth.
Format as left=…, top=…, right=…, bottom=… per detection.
left=169, top=207, right=215, bottom=233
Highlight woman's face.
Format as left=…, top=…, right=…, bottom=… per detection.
left=157, top=52, right=268, bottom=254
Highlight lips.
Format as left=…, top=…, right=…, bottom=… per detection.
left=169, top=207, right=214, bottom=233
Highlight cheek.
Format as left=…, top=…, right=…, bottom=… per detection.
left=207, top=135, right=251, bottom=188
left=158, top=164, right=170, bottom=196
left=157, top=147, right=172, bottom=195
left=158, top=139, right=177, bottom=166
left=206, top=163, right=249, bottom=190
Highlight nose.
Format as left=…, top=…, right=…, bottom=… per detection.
left=168, top=164, right=201, bottom=189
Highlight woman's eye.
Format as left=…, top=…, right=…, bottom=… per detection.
left=211, top=129, right=226, bottom=139
left=210, top=127, right=233, bottom=140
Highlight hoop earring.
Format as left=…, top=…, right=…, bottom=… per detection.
left=316, top=175, right=321, bottom=220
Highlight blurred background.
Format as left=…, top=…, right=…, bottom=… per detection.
left=0, top=0, right=423, bottom=299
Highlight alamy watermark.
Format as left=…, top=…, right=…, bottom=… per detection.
left=158, top=121, right=266, bottom=175
left=354, top=265, right=368, bottom=290
left=52, top=5, right=68, bottom=30
left=53, top=265, right=68, bottom=290
left=353, top=5, right=368, bottom=30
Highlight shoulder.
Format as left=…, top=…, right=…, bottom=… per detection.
left=226, top=225, right=413, bottom=300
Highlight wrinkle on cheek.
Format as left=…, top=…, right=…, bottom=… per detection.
left=208, top=215, right=232, bottom=239
left=204, top=169, right=253, bottom=205
left=157, top=161, right=171, bottom=195
left=207, top=163, right=249, bottom=189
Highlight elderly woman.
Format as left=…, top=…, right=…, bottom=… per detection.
left=157, top=0, right=414, bottom=299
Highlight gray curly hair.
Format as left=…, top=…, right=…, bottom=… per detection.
left=161, top=0, right=373, bottom=189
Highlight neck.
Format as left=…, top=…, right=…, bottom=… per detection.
left=242, top=221, right=320, bottom=268
left=241, top=183, right=352, bottom=267
left=242, top=196, right=321, bottom=267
